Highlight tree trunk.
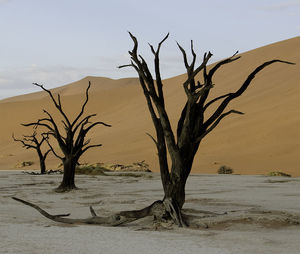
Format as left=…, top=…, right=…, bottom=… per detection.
left=161, top=156, right=194, bottom=210
left=40, top=159, right=46, bottom=174
left=164, top=181, right=186, bottom=209
left=162, top=169, right=188, bottom=227
left=162, top=162, right=189, bottom=209
left=56, top=157, right=77, bottom=192
left=37, top=150, right=46, bottom=174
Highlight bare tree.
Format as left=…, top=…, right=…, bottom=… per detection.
left=12, top=131, right=51, bottom=174
left=118, top=33, right=294, bottom=225
left=13, top=34, right=294, bottom=227
left=23, top=82, right=111, bottom=191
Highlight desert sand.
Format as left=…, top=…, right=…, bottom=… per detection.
left=0, top=36, right=299, bottom=176
left=1, top=170, right=300, bottom=254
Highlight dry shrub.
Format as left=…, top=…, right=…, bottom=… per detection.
left=75, top=165, right=107, bottom=175
left=267, top=171, right=291, bottom=177
left=15, top=161, right=34, bottom=168
left=218, top=165, right=233, bottom=174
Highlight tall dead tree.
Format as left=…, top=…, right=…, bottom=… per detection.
left=13, top=34, right=294, bottom=227
left=119, top=33, right=294, bottom=220
left=23, top=82, right=111, bottom=191
left=12, top=131, right=51, bottom=174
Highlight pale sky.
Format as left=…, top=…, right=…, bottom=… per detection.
left=0, top=0, right=299, bottom=99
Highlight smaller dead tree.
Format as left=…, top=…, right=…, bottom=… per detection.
left=12, top=131, right=51, bottom=174
left=23, top=82, right=111, bottom=191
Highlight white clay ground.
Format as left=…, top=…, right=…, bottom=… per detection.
left=1, top=171, right=300, bottom=254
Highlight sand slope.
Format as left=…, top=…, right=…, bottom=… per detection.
left=0, top=36, right=299, bottom=175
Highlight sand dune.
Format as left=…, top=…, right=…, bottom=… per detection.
left=0, top=36, right=299, bottom=176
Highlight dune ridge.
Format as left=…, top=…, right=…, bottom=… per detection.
left=0, top=36, right=299, bottom=176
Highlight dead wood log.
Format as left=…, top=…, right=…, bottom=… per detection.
left=12, top=197, right=185, bottom=226
left=12, top=197, right=139, bottom=226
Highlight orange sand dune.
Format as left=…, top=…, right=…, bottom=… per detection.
left=0, top=36, right=299, bottom=176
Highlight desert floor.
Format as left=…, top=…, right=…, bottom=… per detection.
left=1, top=170, right=300, bottom=254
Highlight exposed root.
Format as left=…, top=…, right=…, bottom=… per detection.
left=12, top=197, right=300, bottom=230
left=12, top=197, right=71, bottom=222
left=163, top=198, right=187, bottom=227
left=12, top=197, right=137, bottom=226
left=12, top=197, right=188, bottom=227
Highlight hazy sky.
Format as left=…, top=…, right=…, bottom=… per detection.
left=0, top=0, right=299, bottom=99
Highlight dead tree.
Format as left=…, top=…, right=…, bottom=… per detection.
left=23, top=82, right=111, bottom=191
left=13, top=34, right=294, bottom=227
left=118, top=33, right=294, bottom=222
left=12, top=131, right=51, bottom=174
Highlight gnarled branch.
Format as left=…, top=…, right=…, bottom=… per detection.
left=196, top=110, right=244, bottom=143
left=33, top=83, right=71, bottom=127
left=71, top=81, right=91, bottom=127
left=203, top=59, right=295, bottom=130
left=12, top=197, right=184, bottom=227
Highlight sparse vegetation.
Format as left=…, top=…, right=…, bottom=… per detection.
left=267, top=171, right=291, bottom=177
left=15, top=161, right=34, bottom=168
left=75, top=165, right=107, bottom=175
left=100, top=160, right=151, bottom=172
left=218, top=165, right=234, bottom=174
left=75, top=161, right=152, bottom=176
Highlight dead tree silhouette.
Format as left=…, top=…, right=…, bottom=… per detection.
left=12, top=130, right=51, bottom=174
left=118, top=33, right=294, bottom=226
left=22, top=82, right=111, bottom=191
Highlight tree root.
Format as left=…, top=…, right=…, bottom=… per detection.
left=163, top=198, right=187, bottom=227
left=12, top=197, right=188, bottom=227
